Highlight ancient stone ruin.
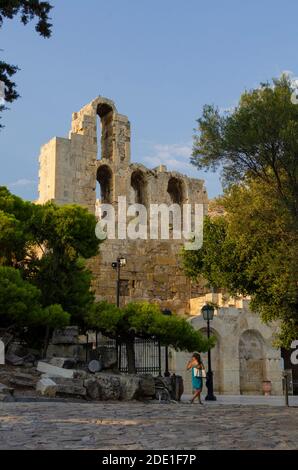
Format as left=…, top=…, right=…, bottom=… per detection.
left=38, top=96, right=208, bottom=313
left=37, top=97, right=284, bottom=396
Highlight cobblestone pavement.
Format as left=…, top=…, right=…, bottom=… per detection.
left=183, top=394, right=298, bottom=406
left=0, top=401, right=297, bottom=450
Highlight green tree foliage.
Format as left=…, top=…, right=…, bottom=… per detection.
left=0, top=187, right=101, bottom=346
left=29, top=202, right=100, bottom=326
left=0, top=1, right=52, bottom=36
left=0, top=61, right=19, bottom=124
left=0, top=1, right=53, bottom=127
left=87, top=301, right=212, bottom=373
left=0, top=186, right=35, bottom=265
left=32, top=202, right=100, bottom=260
left=33, top=255, right=95, bottom=328
left=182, top=180, right=298, bottom=348
left=0, top=266, right=69, bottom=329
left=188, top=76, right=298, bottom=347
left=191, top=76, right=298, bottom=219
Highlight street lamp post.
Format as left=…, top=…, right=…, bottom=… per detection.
left=201, top=304, right=217, bottom=401
left=112, top=257, right=127, bottom=370
left=111, top=257, right=126, bottom=307
left=162, top=309, right=172, bottom=377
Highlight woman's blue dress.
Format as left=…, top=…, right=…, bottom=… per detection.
left=191, top=367, right=203, bottom=391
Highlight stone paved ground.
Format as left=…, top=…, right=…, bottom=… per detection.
left=0, top=402, right=297, bottom=450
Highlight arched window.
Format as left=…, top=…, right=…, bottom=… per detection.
left=96, top=165, right=113, bottom=204
left=167, top=177, right=184, bottom=205
left=97, top=103, right=114, bottom=161
left=131, top=170, right=147, bottom=205
left=239, top=330, right=266, bottom=394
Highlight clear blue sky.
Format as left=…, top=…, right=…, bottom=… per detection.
left=1, top=0, right=297, bottom=200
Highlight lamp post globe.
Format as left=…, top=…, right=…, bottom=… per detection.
left=201, top=303, right=217, bottom=401
left=202, top=304, right=215, bottom=322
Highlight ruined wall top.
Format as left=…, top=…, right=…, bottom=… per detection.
left=70, top=96, right=131, bottom=167
left=70, top=97, right=118, bottom=134
left=38, top=96, right=208, bottom=212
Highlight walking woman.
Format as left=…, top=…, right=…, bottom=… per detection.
left=186, top=352, right=205, bottom=404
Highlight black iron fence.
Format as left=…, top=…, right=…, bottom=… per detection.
left=117, top=338, right=161, bottom=375
left=88, top=336, right=162, bottom=376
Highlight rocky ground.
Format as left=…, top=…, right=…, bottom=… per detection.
left=0, top=401, right=297, bottom=450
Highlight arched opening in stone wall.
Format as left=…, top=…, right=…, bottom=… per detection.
left=167, top=177, right=185, bottom=205
left=96, top=165, right=113, bottom=210
left=131, top=170, right=147, bottom=206
left=239, top=329, right=266, bottom=395
left=97, top=103, right=114, bottom=161
left=199, top=327, right=223, bottom=394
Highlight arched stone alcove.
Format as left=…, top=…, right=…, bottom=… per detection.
left=96, top=164, right=113, bottom=204
left=97, top=102, right=114, bottom=161
left=239, top=329, right=266, bottom=395
left=167, top=177, right=185, bottom=205
left=131, top=170, right=147, bottom=206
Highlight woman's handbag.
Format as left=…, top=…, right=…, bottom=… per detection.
left=194, top=366, right=206, bottom=378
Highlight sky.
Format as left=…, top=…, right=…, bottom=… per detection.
left=1, top=0, right=298, bottom=201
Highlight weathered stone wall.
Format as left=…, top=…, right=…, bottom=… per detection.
left=38, top=96, right=208, bottom=313
left=38, top=138, right=58, bottom=203
left=89, top=238, right=200, bottom=314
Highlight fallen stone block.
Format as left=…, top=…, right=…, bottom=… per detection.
left=84, top=378, right=99, bottom=400
left=83, top=373, right=156, bottom=401
left=54, top=377, right=86, bottom=397
left=0, top=382, right=14, bottom=396
left=22, top=353, right=36, bottom=365
left=46, top=344, right=85, bottom=361
left=6, top=352, right=24, bottom=366
left=7, top=342, right=28, bottom=357
left=53, top=377, right=83, bottom=386
left=9, top=372, right=38, bottom=388
left=0, top=369, right=13, bottom=384
left=37, top=361, right=75, bottom=378
left=73, top=370, right=88, bottom=380
left=0, top=393, right=15, bottom=402
left=94, top=373, right=121, bottom=400
left=49, top=357, right=77, bottom=369
left=119, top=374, right=141, bottom=400
left=6, top=344, right=39, bottom=366
left=36, top=378, right=57, bottom=397
left=51, top=326, right=79, bottom=345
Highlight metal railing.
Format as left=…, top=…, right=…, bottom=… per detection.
left=89, top=337, right=162, bottom=376
left=118, top=338, right=161, bottom=375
